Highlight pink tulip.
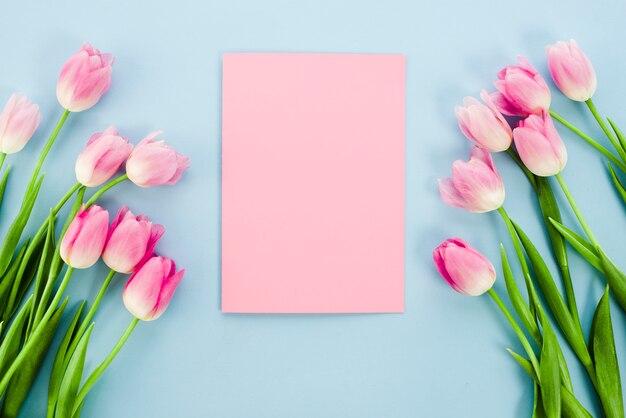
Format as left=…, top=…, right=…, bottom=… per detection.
left=56, top=43, right=114, bottom=112
left=75, top=127, right=133, bottom=187
left=433, top=238, right=496, bottom=296
left=60, top=205, right=109, bottom=269
left=455, top=90, right=512, bottom=152
left=123, top=256, right=184, bottom=321
left=492, top=56, right=551, bottom=117
left=546, top=39, right=597, bottom=102
left=0, top=94, right=41, bottom=154
left=102, top=207, right=165, bottom=274
left=125, top=132, right=190, bottom=187
left=513, top=110, right=568, bottom=176
left=438, top=146, right=505, bottom=213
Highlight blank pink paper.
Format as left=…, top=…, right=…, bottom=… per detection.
left=221, top=53, right=405, bottom=313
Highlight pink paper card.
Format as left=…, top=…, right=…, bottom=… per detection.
left=221, top=53, right=405, bottom=313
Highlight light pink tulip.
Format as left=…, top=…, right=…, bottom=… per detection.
left=492, top=56, right=551, bottom=117
left=513, top=110, right=568, bottom=177
left=455, top=90, right=512, bottom=152
left=102, top=207, right=165, bottom=274
left=438, top=146, right=505, bottom=213
left=123, top=256, right=184, bottom=321
left=60, top=205, right=109, bottom=269
left=56, top=43, right=114, bottom=112
left=546, top=39, right=597, bottom=102
left=0, top=94, right=41, bottom=154
left=125, top=132, right=190, bottom=187
left=75, top=127, right=133, bottom=187
left=433, top=238, right=496, bottom=296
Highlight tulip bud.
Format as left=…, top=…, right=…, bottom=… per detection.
left=103, top=207, right=165, bottom=274
left=433, top=238, right=496, bottom=296
left=546, top=39, right=597, bottom=102
left=455, top=90, right=512, bottom=152
left=56, top=43, right=114, bottom=112
left=438, top=146, right=505, bottom=213
left=492, top=56, right=551, bottom=117
left=60, top=205, right=109, bottom=269
left=0, top=93, right=41, bottom=154
left=123, top=256, right=184, bottom=321
left=75, top=127, right=133, bottom=187
left=125, top=132, right=190, bottom=187
left=513, top=111, right=567, bottom=177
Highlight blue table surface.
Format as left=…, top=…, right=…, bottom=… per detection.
left=1, top=0, right=625, bottom=417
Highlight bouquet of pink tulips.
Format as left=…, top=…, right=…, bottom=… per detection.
left=434, top=39, right=626, bottom=418
left=0, top=43, right=190, bottom=417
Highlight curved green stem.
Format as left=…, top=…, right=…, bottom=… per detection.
left=27, top=110, right=70, bottom=192
left=72, top=317, right=140, bottom=414
left=554, top=173, right=600, bottom=247
left=585, top=98, right=626, bottom=159
left=550, top=109, right=626, bottom=172
left=497, top=207, right=535, bottom=302
left=0, top=153, right=6, bottom=173
left=84, top=174, right=128, bottom=208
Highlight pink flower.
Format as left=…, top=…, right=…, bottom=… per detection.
left=433, top=238, right=496, bottom=296
left=492, top=56, right=551, bottom=117
left=60, top=205, right=109, bottom=269
left=123, top=256, right=184, bottom=321
left=438, top=146, right=505, bottom=213
left=513, top=111, right=568, bottom=176
left=0, top=93, right=41, bottom=154
left=546, top=39, right=597, bottom=102
left=125, top=132, right=190, bottom=187
left=75, top=127, right=133, bottom=187
left=455, top=90, right=512, bottom=152
left=56, top=43, right=114, bottom=112
left=102, top=207, right=165, bottom=274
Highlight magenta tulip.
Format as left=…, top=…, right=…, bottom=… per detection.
left=492, top=56, right=551, bottom=117
left=125, top=131, right=190, bottom=187
left=56, top=43, right=114, bottom=112
left=546, top=39, right=597, bottom=102
left=513, top=111, right=568, bottom=177
left=433, top=238, right=496, bottom=296
left=75, top=127, right=133, bottom=187
left=122, top=256, right=184, bottom=321
left=438, top=146, right=505, bottom=213
left=60, top=205, right=109, bottom=269
left=455, top=90, right=512, bottom=152
left=103, top=207, right=165, bottom=274
left=0, top=93, right=41, bottom=154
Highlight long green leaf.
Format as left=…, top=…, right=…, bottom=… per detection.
left=607, top=118, right=626, bottom=158
left=507, top=348, right=537, bottom=380
left=1, top=299, right=68, bottom=418
left=55, top=323, right=95, bottom=418
left=591, top=287, right=624, bottom=418
left=0, top=242, right=30, bottom=321
left=549, top=218, right=602, bottom=271
left=538, top=309, right=561, bottom=418
left=608, top=163, right=626, bottom=205
left=596, top=249, right=626, bottom=314
left=533, top=383, right=548, bottom=418
left=0, top=166, right=11, bottom=210
left=0, top=296, right=33, bottom=378
left=47, top=301, right=86, bottom=418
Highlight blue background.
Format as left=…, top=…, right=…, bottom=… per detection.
left=0, top=0, right=625, bottom=416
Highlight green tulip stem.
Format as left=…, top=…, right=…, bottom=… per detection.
left=487, top=289, right=540, bottom=376
left=496, top=207, right=535, bottom=295
left=585, top=98, right=626, bottom=159
left=0, top=267, right=74, bottom=394
left=84, top=174, right=129, bottom=208
left=0, top=153, right=6, bottom=173
left=549, top=109, right=626, bottom=172
left=72, top=317, right=140, bottom=414
left=554, top=173, right=600, bottom=247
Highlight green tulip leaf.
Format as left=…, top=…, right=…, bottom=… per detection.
left=0, top=166, right=11, bottom=210
left=548, top=218, right=602, bottom=271
left=596, top=249, right=626, bottom=315
left=0, top=296, right=33, bottom=378
left=607, top=118, right=626, bottom=157
left=591, top=287, right=624, bottom=418
left=608, top=163, right=626, bottom=206
left=506, top=348, right=537, bottom=380
left=533, top=382, right=547, bottom=418
left=0, top=241, right=30, bottom=320
left=538, top=309, right=561, bottom=418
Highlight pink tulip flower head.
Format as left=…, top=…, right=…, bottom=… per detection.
left=123, top=256, right=184, bottom=321
left=103, top=206, right=165, bottom=274
left=455, top=91, right=513, bottom=152
left=0, top=93, right=41, bottom=154
left=56, top=43, right=114, bottom=112
left=75, top=127, right=133, bottom=187
left=546, top=39, right=597, bottom=102
left=433, top=238, right=496, bottom=296
left=513, top=110, right=568, bottom=177
left=60, top=205, right=110, bottom=269
left=492, top=56, right=551, bottom=117
left=438, top=146, right=505, bottom=213
left=125, top=131, right=190, bottom=187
